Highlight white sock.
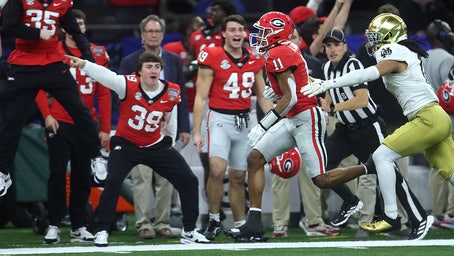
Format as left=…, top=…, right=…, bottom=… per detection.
left=209, top=213, right=220, bottom=222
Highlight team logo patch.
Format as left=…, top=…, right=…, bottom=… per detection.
left=270, top=18, right=285, bottom=28
left=135, top=92, right=142, bottom=101
left=92, top=46, right=104, bottom=56
left=27, top=0, right=34, bottom=5
left=168, top=88, right=179, bottom=101
left=380, top=47, right=392, bottom=58
left=220, top=60, right=231, bottom=70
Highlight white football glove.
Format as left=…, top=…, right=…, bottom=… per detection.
left=248, top=124, right=266, bottom=147
left=263, top=86, right=280, bottom=102
left=300, top=77, right=331, bottom=98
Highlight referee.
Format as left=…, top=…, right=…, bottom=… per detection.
left=321, top=29, right=385, bottom=235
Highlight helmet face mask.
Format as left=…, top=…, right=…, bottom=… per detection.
left=365, top=13, right=408, bottom=56
left=250, top=11, right=294, bottom=53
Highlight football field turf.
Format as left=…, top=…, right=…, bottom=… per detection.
left=1, top=218, right=453, bottom=256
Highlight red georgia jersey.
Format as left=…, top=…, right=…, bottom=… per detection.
left=35, top=41, right=112, bottom=133
left=8, top=0, right=73, bottom=65
left=265, top=42, right=318, bottom=117
left=197, top=46, right=264, bottom=111
left=115, top=76, right=181, bottom=147
left=190, top=29, right=223, bottom=58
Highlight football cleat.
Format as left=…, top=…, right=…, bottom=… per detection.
left=408, top=215, right=433, bottom=240
left=225, top=220, right=268, bottom=242
left=202, top=219, right=222, bottom=241
left=330, top=198, right=363, bottom=227
left=360, top=215, right=401, bottom=233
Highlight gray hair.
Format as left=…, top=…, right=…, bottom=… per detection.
left=139, top=15, right=166, bottom=32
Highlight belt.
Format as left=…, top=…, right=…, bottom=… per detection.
left=340, top=115, right=378, bottom=131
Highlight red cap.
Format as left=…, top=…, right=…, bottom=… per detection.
left=289, top=6, right=316, bottom=25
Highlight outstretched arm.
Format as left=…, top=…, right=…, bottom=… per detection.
left=66, top=55, right=127, bottom=98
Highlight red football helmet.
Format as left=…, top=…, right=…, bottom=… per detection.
left=269, top=147, right=301, bottom=179
left=438, top=78, right=454, bottom=114
left=250, top=11, right=294, bottom=53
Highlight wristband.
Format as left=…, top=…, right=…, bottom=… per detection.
left=259, top=109, right=281, bottom=130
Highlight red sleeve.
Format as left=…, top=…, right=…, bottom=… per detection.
left=35, top=90, right=51, bottom=119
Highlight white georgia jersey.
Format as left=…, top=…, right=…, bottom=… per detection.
left=375, top=43, right=438, bottom=119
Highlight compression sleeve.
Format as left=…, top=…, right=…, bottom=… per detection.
left=330, top=66, right=380, bottom=88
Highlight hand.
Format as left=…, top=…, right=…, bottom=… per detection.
left=64, top=55, right=87, bottom=69
left=44, top=115, right=59, bottom=134
left=40, top=29, right=54, bottom=41
left=98, top=132, right=110, bottom=148
left=247, top=124, right=266, bottom=147
left=192, top=132, right=205, bottom=152
left=300, top=78, right=330, bottom=98
left=263, top=86, right=280, bottom=101
left=179, top=132, right=191, bottom=149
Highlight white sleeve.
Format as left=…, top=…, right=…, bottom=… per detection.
left=163, top=105, right=178, bottom=145
left=81, top=61, right=126, bottom=98
left=330, top=66, right=380, bottom=89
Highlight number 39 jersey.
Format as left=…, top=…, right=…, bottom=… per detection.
left=265, top=42, right=318, bottom=117
left=197, top=46, right=264, bottom=111
left=115, top=76, right=181, bottom=147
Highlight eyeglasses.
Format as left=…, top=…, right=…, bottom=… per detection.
left=143, top=29, right=163, bottom=34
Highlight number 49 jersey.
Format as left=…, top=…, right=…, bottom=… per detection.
left=197, top=46, right=264, bottom=111
left=115, top=76, right=181, bottom=147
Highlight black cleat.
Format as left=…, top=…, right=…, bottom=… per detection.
left=203, top=219, right=222, bottom=241
left=225, top=220, right=268, bottom=242
left=330, top=198, right=364, bottom=227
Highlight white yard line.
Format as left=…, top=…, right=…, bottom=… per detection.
left=0, top=239, right=453, bottom=255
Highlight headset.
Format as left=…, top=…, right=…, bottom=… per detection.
left=433, top=19, right=451, bottom=41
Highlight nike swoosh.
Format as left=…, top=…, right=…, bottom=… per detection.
left=53, top=3, right=62, bottom=6
left=248, top=61, right=255, bottom=65
left=160, top=100, right=168, bottom=103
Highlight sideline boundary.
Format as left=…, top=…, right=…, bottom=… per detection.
left=1, top=239, right=453, bottom=255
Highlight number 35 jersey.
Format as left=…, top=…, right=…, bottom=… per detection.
left=197, top=46, right=264, bottom=111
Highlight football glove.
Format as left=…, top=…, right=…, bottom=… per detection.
left=248, top=124, right=266, bottom=147
left=263, top=86, right=280, bottom=102
left=300, top=77, right=332, bottom=98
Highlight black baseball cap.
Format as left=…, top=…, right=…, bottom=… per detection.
left=323, top=28, right=346, bottom=43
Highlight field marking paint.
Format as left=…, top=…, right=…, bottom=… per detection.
left=0, top=239, right=453, bottom=255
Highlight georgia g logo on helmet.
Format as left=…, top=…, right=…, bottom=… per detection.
left=270, top=18, right=285, bottom=28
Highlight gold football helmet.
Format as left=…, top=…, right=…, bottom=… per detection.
left=365, top=13, right=408, bottom=56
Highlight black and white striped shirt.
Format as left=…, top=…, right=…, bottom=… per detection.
left=323, top=54, right=378, bottom=125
